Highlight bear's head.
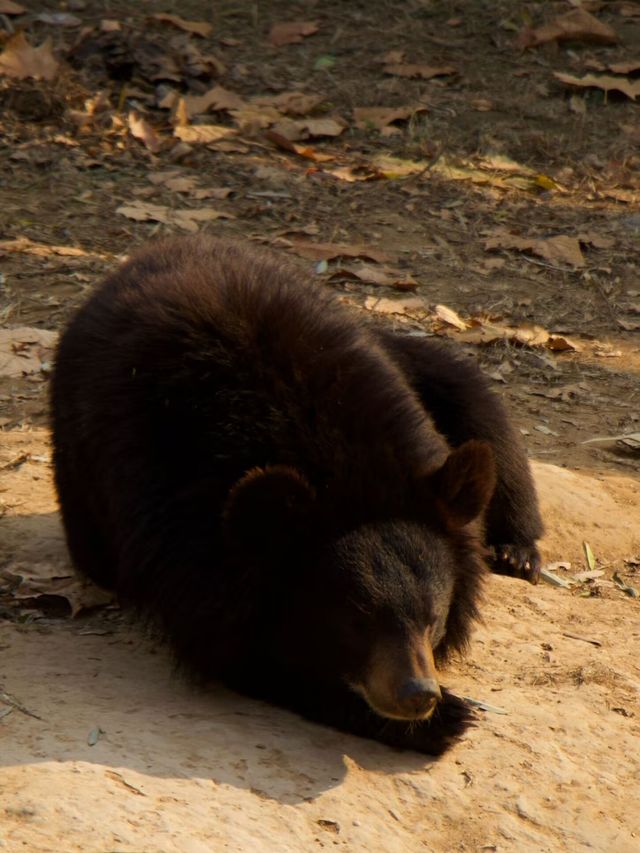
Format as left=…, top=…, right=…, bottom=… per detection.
left=223, top=440, right=495, bottom=722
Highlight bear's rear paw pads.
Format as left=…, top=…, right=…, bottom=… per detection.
left=491, top=543, right=541, bottom=585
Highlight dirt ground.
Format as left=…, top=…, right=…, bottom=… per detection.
left=1, top=2, right=639, bottom=851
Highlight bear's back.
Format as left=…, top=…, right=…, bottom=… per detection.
left=53, top=236, right=449, bottom=537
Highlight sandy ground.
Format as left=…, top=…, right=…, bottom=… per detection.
left=1, top=429, right=639, bottom=853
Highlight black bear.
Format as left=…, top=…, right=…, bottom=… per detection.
left=51, top=235, right=543, bottom=755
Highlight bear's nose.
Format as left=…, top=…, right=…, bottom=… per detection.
left=397, top=677, right=442, bottom=716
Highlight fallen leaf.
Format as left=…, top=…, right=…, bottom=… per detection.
left=547, top=335, right=582, bottom=352
left=331, top=265, right=417, bottom=289
left=182, top=85, right=245, bottom=118
left=484, top=229, right=585, bottom=268
left=612, top=572, right=639, bottom=598
left=383, top=63, right=457, bottom=79
left=297, top=118, right=345, bottom=137
left=353, top=105, right=426, bottom=130
left=578, top=232, right=615, bottom=249
left=288, top=241, right=392, bottom=263
left=0, top=32, right=59, bottom=81
left=151, top=12, right=213, bottom=37
left=554, top=71, right=640, bottom=100
left=256, top=91, right=324, bottom=116
left=0, top=1, right=25, bottom=13
left=229, top=105, right=282, bottom=132
left=516, top=9, right=617, bottom=48
left=2, top=563, right=113, bottom=616
left=172, top=209, right=235, bottom=232
left=434, top=304, right=468, bottom=330
left=0, top=328, right=58, bottom=378
left=364, top=296, right=425, bottom=315
left=372, top=154, right=429, bottom=178
left=269, top=21, right=319, bottom=46
left=619, top=2, right=640, bottom=16
left=116, top=201, right=234, bottom=231
left=36, top=12, right=81, bottom=26
left=116, top=201, right=171, bottom=224
left=174, top=125, right=236, bottom=144
left=128, top=111, right=162, bottom=153
left=608, top=59, right=640, bottom=74
left=265, top=130, right=335, bottom=161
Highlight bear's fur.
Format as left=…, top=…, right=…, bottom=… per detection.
left=51, top=235, right=543, bottom=755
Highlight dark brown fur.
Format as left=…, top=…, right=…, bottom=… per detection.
left=51, top=236, right=542, bottom=755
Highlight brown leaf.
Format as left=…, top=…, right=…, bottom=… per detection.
left=619, top=2, right=640, bottom=16
left=174, top=125, right=236, bottom=144
left=485, top=230, right=585, bottom=268
left=116, top=201, right=171, bottom=224
left=353, top=105, right=426, bottom=130
left=516, top=9, right=617, bottom=48
left=332, top=264, right=417, bottom=289
left=269, top=21, right=319, bottom=47
left=0, top=2, right=25, bottom=13
left=265, top=130, right=334, bottom=161
left=127, top=111, right=162, bottom=153
left=364, top=296, right=425, bottom=315
left=608, top=59, right=640, bottom=74
left=434, top=304, right=468, bottom=331
left=229, top=105, right=282, bottom=132
left=172, top=209, right=235, bottom=232
left=256, top=91, right=324, bottom=116
left=288, top=241, right=392, bottom=263
left=0, top=32, right=59, bottom=81
left=182, top=85, right=245, bottom=118
left=0, top=328, right=58, bottom=378
left=578, top=231, right=615, bottom=249
left=2, top=563, right=113, bottom=617
left=383, top=63, right=456, bottom=79
left=297, top=118, right=345, bottom=138
left=151, top=12, right=213, bottom=37
left=547, top=335, right=582, bottom=352
left=554, top=71, right=640, bottom=100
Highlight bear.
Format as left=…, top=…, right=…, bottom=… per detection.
left=51, top=235, right=543, bottom=755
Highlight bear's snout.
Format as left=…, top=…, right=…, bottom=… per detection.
left=396, top=677, right=441, bottom=717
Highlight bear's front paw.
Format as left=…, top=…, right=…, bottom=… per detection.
left=491, top=543, right=541, bottom=585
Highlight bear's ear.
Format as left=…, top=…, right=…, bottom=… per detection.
left=422, top=440, right=496, bottom=528
left=223, top=465, right=316, bottom=555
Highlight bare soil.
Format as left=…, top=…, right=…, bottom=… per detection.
left=1, top=2, right=639, bottom=851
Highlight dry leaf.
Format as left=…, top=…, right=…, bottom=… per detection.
left=608, top=59, right=640, bottom=74
left=353, top=105, right=426, bottom=130
left=434, top=304, right=468, bottom=331
left=151, top=13, right=213, bottom=37
left=174, top=125, right=236, bottom=144
left=554, top=71, right=640, bottom=100
left=619, top=2, right=640, bottom=16
left=578, top=232, right=615, bottom=249
left=269, top=21, right=319, bottom=46
left=116, top=201, right=171, bottom=224
left=0, top=1, right=25, bottom=13
left=182, top=85, right=245, bottom=118
left=117, top=201, right=234, bottom=232
left=516, top=9, right=617, bottom=48
left=297, top=118, right=345, bottom=137
left=265, top=130, right=334, bottom=161
left=229, top=105, right=282, bottom=132
left=288, top=241, right=391, bottom=263
left=364, top=296, right=425, bottom=315
left=36, top=12, right=81, bottom=26
left=257, top=91, right=324, bottom=116
left=547, top=335, right=582, bottom=352
left=485, top=230, right=585, bottom=268
left=172, top=209, right=235, bottom=232
left=0, top=328, right=58, bottom=378
left=128, top=111, right=162, bottom=153
left=383, top=63, right=456, bottom=79
left=332, top=265, right=417, bottom=289
left=2, top=563, right=113, bottom=617
left=0, top=33, right=59, bottom=81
